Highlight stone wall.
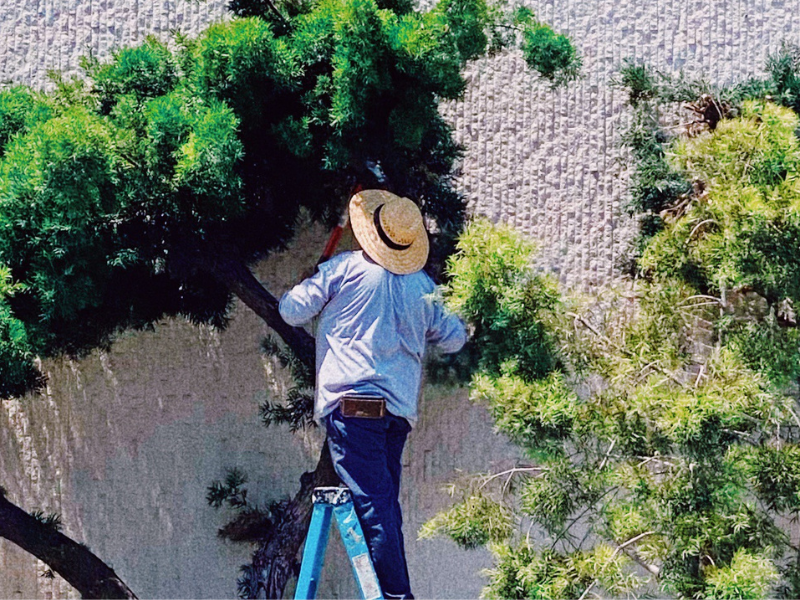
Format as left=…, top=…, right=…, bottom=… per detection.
left=1, top=0, right=799, bottom=598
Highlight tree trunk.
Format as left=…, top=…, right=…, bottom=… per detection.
left=0, top=492, right=137, bottom=599
left=209, top=257, right=316, bottom=370
left=253, top=443, right=339, bottom=598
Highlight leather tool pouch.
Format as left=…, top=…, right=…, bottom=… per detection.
left=340, top=395, right=386, bottom=419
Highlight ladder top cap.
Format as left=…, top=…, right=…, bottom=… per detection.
left=313, top=487, right=352, bottom=505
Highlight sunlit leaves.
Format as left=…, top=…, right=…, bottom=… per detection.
left=193, top=18, right=299, bottom=126
left=642, top=101, right=800, bottom=302
left=419, top=491, right=513, bottom=549
left=172, top=99, right=245, bottom=219
left=444, top=219, right=562, bottom=382
left=0, top=86, right=51, bottom=157
left=84, top=36, right=180, bottom=112
left=483, top=544, right=640, bottom=600
left=471, top=371, right=577, bottom=457
left=0, top=106, right=121, bottom=322
left=0, top=0, right=581, bottom=404
left=425, top=209, right=797, bottom=598
left=705, top=549, right=780, bottom=600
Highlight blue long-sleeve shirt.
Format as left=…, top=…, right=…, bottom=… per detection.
left=279, top=251, right=467, bottom=427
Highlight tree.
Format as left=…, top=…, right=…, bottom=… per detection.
left=0, top=0, right=580, bottom=596
left=0, top=487, right=136, bottom=599
left=422, top=47, right=800, bottom=599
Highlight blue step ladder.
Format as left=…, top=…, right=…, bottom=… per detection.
left=295, top=487, right=384, bottom=600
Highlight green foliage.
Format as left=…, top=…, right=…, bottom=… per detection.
left=259, top=336, right=316, bottom=431
left=704, top=549, right=780, bottom=600
left=748, top=446, right=800, bottom=513
left=444, top=219, right=562, bottom=382
left=671, top=100, right=799, bottom=191
left=0, top=105, right=120, bottom=329
left=764, top=42, right=800, bottom=114
left=432, top=0, right=490, bottom=63
left=482, top=544, right=640, bottom=600
left=0, top=302, right=42, bottom=397
left=0, top=0, right=580, bottom=397
left=613, top=61, right=696, bottom=260
left=419, top=489, right=513, bottom=549
left=259, top=389, right=315, bottom=431
left=614, top=60, right=708, bottom=107
left=192, top=18, right=299, bottom=132
left=83, top=37, right=180, bottom=112
left=724, top=317, right=800, bottom=388
left=171, top=99, right=245, bottom=218
left=0, top=94, right=244, bottom=359
left=641, top=101, right=800, bottom=304
left=0, top=86, right=51, bottom=156
left=520, top=458, right=599, bottom=535
left=0, top=3, right=578, bottom=594
left=471, top=371, right=578, bottom=458
left=207, top=464, right=283, bottom=585
left=207, top=467, right=251, bottom=510
left=0, top=266, right=43, bottom=397
left=616, top=46, right=800, bottom=275
left=584, top=52, right=800, bottom=599
left=425, top=212, right=799, bottom=597
left=622, top=112, right=692, bottom=222
left=727, top=43, right=800, bottom=115
left=517, top=12, right=581, bottom=86
left=616, top=61, right=658, bottom=107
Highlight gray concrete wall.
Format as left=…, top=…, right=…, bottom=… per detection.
left=1, top=0, right=799, bottom=598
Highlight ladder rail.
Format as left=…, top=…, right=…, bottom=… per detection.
left=294, top=487, right=384, bottom=600
left=333, top=502, right=382, bottom=600
left=294, top=503, right=334, bottom=600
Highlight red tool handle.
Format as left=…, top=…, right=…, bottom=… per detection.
left=316, top=183, right=362, bottom=267
left=317, top=225, right=345, bottom=266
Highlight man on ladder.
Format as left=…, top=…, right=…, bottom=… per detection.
left=280, top=189, right=467, bottom=599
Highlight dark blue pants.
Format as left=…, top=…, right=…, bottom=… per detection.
left=325, top=407, right=413, bottom=599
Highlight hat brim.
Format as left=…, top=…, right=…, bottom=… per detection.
left=349, top=190, right=429, bottom=275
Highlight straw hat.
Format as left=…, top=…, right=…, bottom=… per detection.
left=349, top=189, right=429, bottom=275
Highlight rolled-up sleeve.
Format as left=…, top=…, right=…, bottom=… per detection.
left=426, top=300, right=468, bottom=354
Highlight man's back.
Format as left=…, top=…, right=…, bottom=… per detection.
left=279, top=250, right=465, bottom=425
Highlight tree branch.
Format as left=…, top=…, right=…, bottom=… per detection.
left=0, top=491, right=137, bottom=599
left=209, top=257, right=315, bottom=370
left=577, top=531, right=656, bottom=600
left=567, top=312, right=689, bottom=389
left=263, top=0, right=289, bottom=27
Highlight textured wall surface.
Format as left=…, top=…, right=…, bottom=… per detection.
left=1, top=0, right=799, bottom=598
left=442, top=1, right=800, bottom=290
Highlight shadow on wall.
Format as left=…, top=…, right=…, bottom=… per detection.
left=0, top=224, right=520, bottom=599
